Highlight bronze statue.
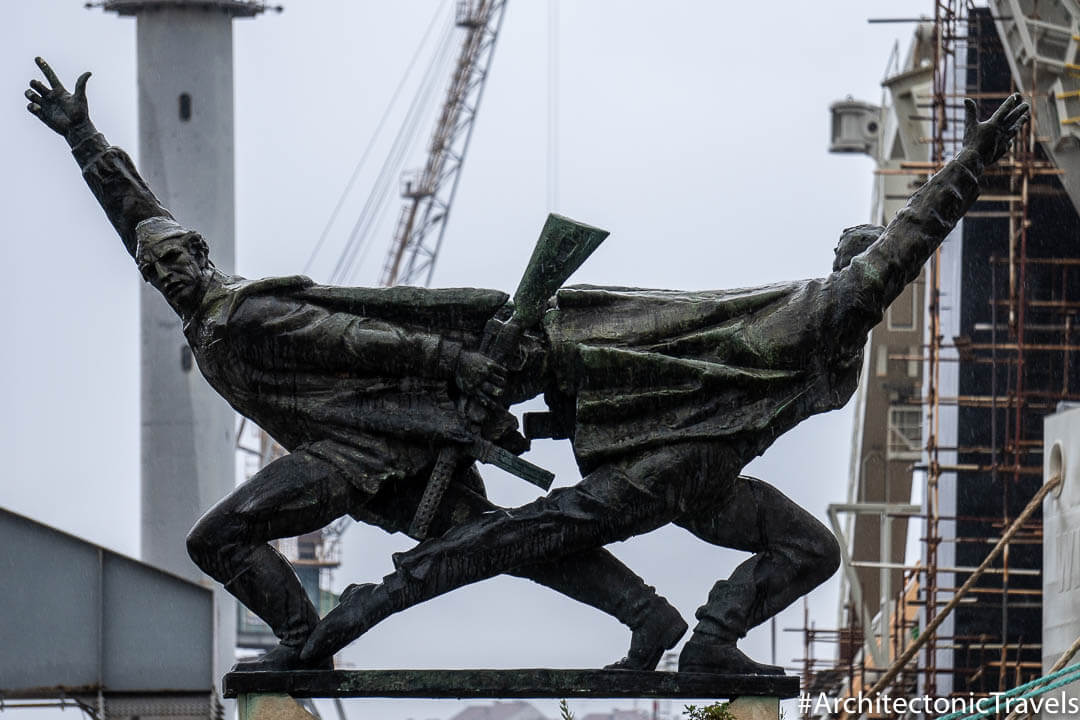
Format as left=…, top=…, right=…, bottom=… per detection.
left=295, top=94, right=1030, bottom=673
left=25, top=57, right=687, bottom=673
left=26, top=56, right=1029, bottom=677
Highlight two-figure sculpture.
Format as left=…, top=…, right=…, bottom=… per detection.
left=25, top=57, right=1029, bottom=676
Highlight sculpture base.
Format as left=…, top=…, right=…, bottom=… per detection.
left=238, top=694, right=320, bottom=720
left=222, top=668, right=799, bottom=699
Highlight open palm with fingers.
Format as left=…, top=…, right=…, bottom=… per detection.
left=25, top=57, right=92, bottom=139
left=963, top=92, right=1030, bottom=166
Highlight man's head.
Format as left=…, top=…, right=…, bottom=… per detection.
left=135, top=217, right=212, bottom=317
left=833, top=224, right=885, bottom=272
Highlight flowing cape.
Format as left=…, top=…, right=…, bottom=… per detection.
left=544, top=283, right=858, bottom=470
left=214, top=274, right=509, bottom=339
left=187, top=274, right=515, bottom=475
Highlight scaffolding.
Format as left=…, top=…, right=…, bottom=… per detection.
left=799, top=1, right=1080, bottom=713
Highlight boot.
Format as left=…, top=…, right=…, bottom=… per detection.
left=301, top=582, right=397, bottom=662
left=678, top=639, right=784, bottom=676
left=511, top=550, right=688, bottom=671
left=603, top=592, right=688, bottom=671
left=234, top=643, right=332, bottom=672
left=223, top=544, right=332, bottom=671
left=678, top=576, right=783, bottom=676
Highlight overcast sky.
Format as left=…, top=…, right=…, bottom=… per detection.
left=2, top=2, right=923, bottom=718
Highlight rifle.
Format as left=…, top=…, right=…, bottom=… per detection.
left=408, top=214, right=609, bottom=538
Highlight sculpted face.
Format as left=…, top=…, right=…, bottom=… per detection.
left=137, top=237, right=208, bottom=315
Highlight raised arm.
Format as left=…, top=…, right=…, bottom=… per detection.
left=26, top=57, right=171, bottom=258
left=837, top=93, right=1030, bottom=337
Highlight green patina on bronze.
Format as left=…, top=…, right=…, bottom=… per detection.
left=223, top=668, right=799, bottom=699
left=26, top=55, right=1030, bottom=681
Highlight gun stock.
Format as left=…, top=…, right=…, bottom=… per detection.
left=512, top=213, right=610, bottom=327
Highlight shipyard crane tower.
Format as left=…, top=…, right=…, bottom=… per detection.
left=97, top=0, right=277, bottom=684
left=382, top=0, right=508, bottom=287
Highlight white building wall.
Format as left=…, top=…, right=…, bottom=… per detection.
left=1042, top=407, right=1080, bottom=717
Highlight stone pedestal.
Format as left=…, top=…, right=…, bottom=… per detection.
left=725, top=696, right=781, bottom=720
left=225, top=669, right=796, bottom=720
left=238, top=694, right=318, bottom=720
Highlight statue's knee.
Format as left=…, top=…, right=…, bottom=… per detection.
left=185, top=519, right=212, bottom=566
left=821, top=528, right=842, bottom=577
left=186, top=510, right=230, bottom=567
left=804, top=522, right=841, bottom=584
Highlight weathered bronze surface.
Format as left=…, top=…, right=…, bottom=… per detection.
left=25, top=57, right=685, bottom=674
left=26, top=56, right=1029, bottom=680
left=222, top=668, right=799, bottom=699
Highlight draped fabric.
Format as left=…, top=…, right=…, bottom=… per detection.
left=179, top=273, right=517, bottom=495
left=544, top=284, right=865, bottom=471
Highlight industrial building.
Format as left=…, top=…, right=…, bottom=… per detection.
left=16, top=0, right=1080, bottom=716
left=808, top=0, right=1080, bottom=709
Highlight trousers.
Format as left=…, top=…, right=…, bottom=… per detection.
left=388, top=440, right=841, bottom=643
left=185, top=438, right=669, bottom=648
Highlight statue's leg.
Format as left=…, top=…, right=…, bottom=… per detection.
left=509, top=552, right=688, bottom=670
left=302, top=443, right=713, bottom=662
left=673, top=473, right=841, bottom=674
left=437, top=467, right=689, bottom=670
left=351, top=462, right=685, bottom=669
left=186, top=446, right=361, bottom=670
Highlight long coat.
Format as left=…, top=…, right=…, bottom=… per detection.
left=544, top=139, right=986, bottom=472
left=543, top=281, right=865, bottom=472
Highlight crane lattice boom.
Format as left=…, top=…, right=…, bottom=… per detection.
left=382, top=0, right=509, bottom=287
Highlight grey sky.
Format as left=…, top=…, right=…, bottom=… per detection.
left=2, top=1, right=921, bottom=717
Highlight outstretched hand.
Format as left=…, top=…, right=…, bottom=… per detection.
left=963, top=93, right=1030, bottom=166
left=25, top=57, right=92, bottom=139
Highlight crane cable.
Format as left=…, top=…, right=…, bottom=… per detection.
left=332, top=19, right=455, bottom=285
left=331, top=8, right=456, bottom=284
left=303, top=0, right=453, bottom=279
left=547, top=0, right=559, bottom=212
left=304, top=0, right=446, bottom=275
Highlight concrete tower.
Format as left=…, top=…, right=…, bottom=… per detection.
left=101, top=0, right=273, bottom=682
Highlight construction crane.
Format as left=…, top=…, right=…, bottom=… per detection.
left=382, top=0, right=508, bottom=287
